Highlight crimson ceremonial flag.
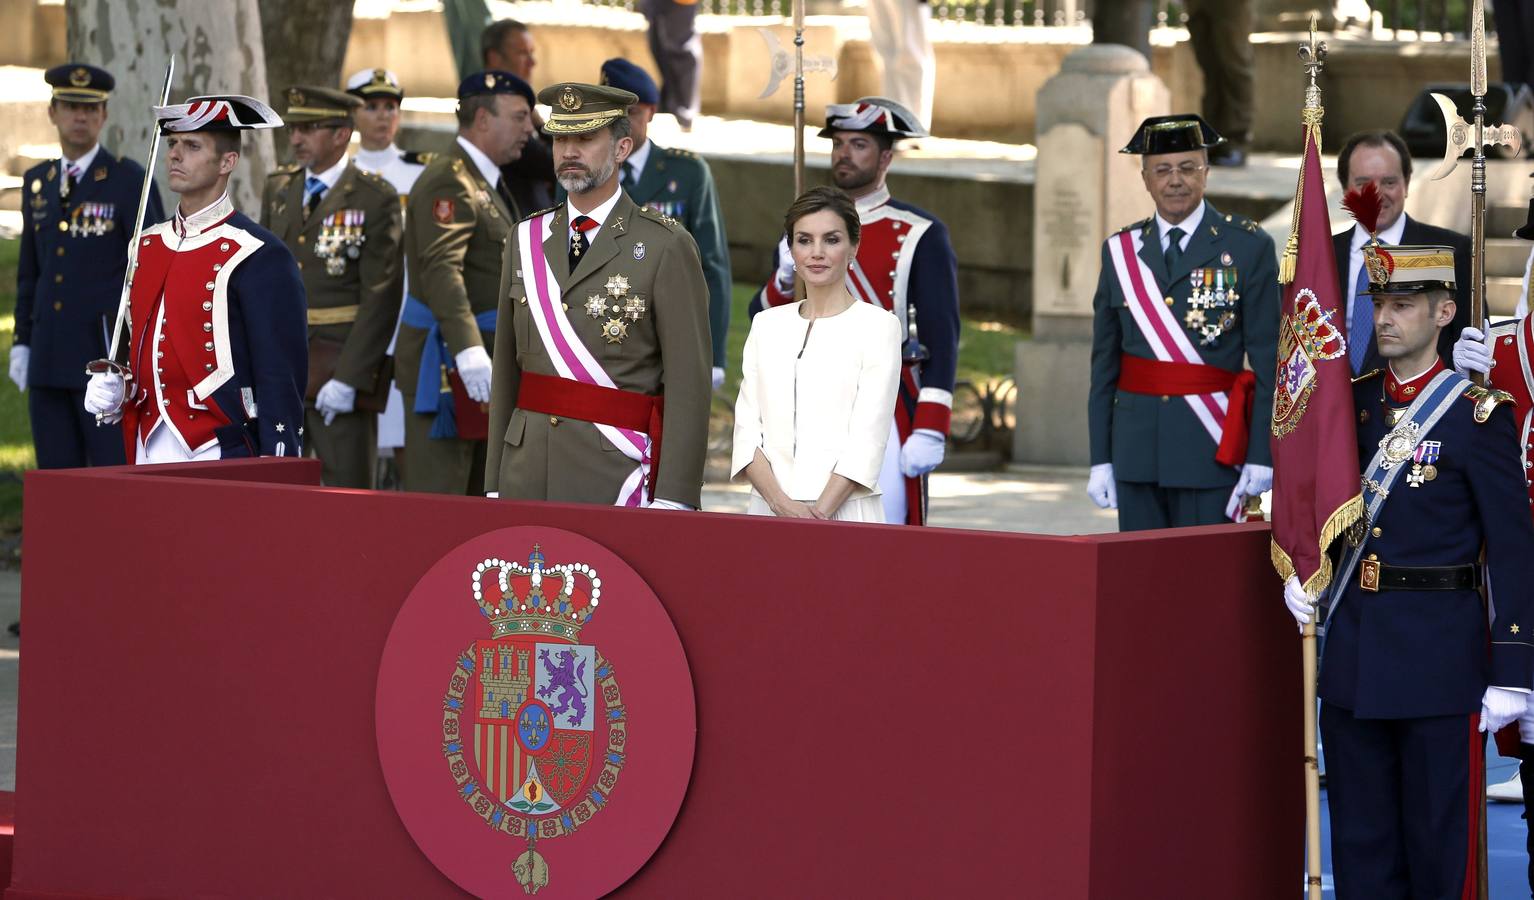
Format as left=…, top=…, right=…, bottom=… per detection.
left=1269, top=125, right=1363, bottom=594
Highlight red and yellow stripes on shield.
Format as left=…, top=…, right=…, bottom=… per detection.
left=475, top=722, right=525, bottom=804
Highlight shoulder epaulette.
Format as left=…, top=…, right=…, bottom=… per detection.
left=402, top=150, right=437, bottom=166
left=352, top=168, right=395, bottom=192
left=661, top=146, right=699, bottom=161
left=1351, top=368, right=1384, bottom=385
left=520, top=206, right=557, bottom=223
left=268, top=164, right=302, bottom=178
left=1221, top=212, right=1258, bottom=233
left=1463, top=384, right=1516, bottom=423
left=1115, top=217, right=1151, bottom=236
left=637, top=204, right=682, bottom=229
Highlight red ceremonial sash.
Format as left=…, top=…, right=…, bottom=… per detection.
left=1117, top=355, right=1255, bottom=466
left=516, top=372, right=664, bottom=500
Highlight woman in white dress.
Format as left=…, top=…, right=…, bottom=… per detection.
left=731, top=186, right=903, bottom=521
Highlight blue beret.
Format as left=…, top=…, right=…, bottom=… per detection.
left=600, top=58, right=658, bottom=107
left=44, top=63, right=113, bottom=103
left=458, top=70, right=535, bottom=108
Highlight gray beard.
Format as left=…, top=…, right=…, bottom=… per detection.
left=557, top=155, right=617, bottom=196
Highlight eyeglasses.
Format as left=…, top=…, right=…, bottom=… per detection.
left=1148, top=163, right=1208, bottom=180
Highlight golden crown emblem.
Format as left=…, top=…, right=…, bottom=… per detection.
left=471, top=545, right=600, bottom=643
left=559, top=86, right=582, bottom=112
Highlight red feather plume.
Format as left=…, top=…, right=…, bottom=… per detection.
left=1341, top=181, right=1383, bottom=236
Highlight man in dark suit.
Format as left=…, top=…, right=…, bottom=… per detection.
left=482, top=19, right=555, bottom=214
left=1333, top=130, right=1471, bottom=374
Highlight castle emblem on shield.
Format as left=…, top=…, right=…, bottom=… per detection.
left=441, top=545, right=627, bottom=895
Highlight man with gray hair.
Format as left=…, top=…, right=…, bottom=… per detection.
left=486, top=82, right=711, bottom=509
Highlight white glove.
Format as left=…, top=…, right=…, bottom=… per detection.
left=454, top=345, right=493, bottom=404
left=1480, top=686, right=1531, bottom=733
left=1086, top=462, right=1117, bottom=509
left=1226, top=463, right=1274, bottom=520
left=314, top=378, right=356, bottom=426
left=1452, top=320, right=1494, bottom=379
left=648, top=498, right=696, bottom=511
left=1283, top=574, right=1317, bottom=630
left=7, top=346, right=28, bottom=392
left=711, top=366, right=725, bottom=390
left=84, top=372, right=125, bottom=422
left=900, top=429, right=946, bottom=477
left=773, top=235, right=795, bottom=292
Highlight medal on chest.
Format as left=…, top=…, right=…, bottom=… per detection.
left=1183, top=267, right=1241, bottom=346
left=1406, top=440, right=1441, bottom=487
left=315, top=209, right=366, bottom=276
left=583, top=275, right=647, bottom=344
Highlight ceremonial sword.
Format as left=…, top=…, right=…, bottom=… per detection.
left=1427, top=0, right=1520, bottom=390
left=86, top=55, right=175, bottom=417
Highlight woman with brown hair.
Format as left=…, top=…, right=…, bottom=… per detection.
left=730, top=186, right=902, bottom=521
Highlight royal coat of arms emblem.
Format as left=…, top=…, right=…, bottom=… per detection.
left=1273, top=288, right=1348, bottom=439
left=375, top=526, right=695, bottom=899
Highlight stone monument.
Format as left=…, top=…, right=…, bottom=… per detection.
left=1015, top=44, right=1168, bottom=465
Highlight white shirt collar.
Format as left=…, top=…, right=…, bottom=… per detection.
left=63, top=144, right=100, bottom=177
left=855, top=185, right=891, bottom=214
left=1352, top=212, right=1408, bottom=250
left=305, top=153, right=349, bottom=190
left=566, top=186, right=624, bottom=242
left=456, top=135, right=501, bottom=189
left=353, top=144, right=400, bottom=172
left=1156, top=202, right=1205, bottom=246
left=174, top=192, right=235, bottom=237
left=626, top=139, right=653, bottom=181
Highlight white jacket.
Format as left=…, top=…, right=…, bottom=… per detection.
left=731, top=300, right=902, bottom=501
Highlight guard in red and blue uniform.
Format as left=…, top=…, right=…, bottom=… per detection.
left=10, top=63, right=163, bottom=468
left=84, top=95, right=306, bottom=462
left=749, top=97, right=959, bottom=525
left=1313, top=243, right=1534, bottom=900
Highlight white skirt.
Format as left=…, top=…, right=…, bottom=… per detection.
left=745, top=492, right=885, bottom=523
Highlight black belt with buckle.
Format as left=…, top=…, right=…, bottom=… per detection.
left=1359, top=560, right=1483, bottom=592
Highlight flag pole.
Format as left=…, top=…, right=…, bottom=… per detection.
left=1293, top=19, right=1327, bottom=900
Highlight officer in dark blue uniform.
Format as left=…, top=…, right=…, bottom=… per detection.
left=10, top=64, right=164, bottom=468
left=598, top=57, right=732, bottom=387
left=1286, top=243, right=1534, bottom=899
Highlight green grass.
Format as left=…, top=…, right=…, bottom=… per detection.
left=0, top=238, right=26, bottom=535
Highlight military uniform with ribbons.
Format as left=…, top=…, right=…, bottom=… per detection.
left=397, top=71, right=531, bottom=495
left=486, top=83, right=712, bottom=508
left=14, top=64, right=165, bottom=468
left=1321, top=245, right=1534, bottom=899
left=1087, top=115, right=1278, bottom=530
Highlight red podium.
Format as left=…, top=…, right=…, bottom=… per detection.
left=9, top=460, right=1299, bottom=899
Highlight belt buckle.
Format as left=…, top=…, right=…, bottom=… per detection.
left=1360, top=558, right=1381, bottom=592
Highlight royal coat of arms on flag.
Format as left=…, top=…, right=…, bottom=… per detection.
left=375, top=527, right=696, bottom=899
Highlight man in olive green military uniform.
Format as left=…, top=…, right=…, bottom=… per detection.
left=599, top=57, right=732, bottom=388
left=261, top=85, right=403, bottom=488
left=486, top=83, right=711, bottom=509
left=1086, top=114, right=1278, bottom=530
left=398, top=70, right=536, bottom=495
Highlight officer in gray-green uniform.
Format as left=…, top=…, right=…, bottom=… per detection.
left=599, top=57, right=731, bottom=386
left=1086, top=115, right=1278, bottom=530
left=397, top=70, right=536, bottom=495
left=261, top=85, right=403, bottom=488
left=486, top=82, right=712, bottom=509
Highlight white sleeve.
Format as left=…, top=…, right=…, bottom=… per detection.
left=831, top=312, right=902, bottom=490
left=729, top=321, right=763, bottom=483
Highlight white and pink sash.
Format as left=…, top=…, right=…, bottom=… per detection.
left=1106, top=229, right=1230, bottom=447
left=518, top=213, right=651, bottom=507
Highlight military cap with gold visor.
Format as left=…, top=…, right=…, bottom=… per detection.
left=282, top=85, right=362, bottom=126
left=44, top=63, right=113, bottom=104
left=1341, top=180, right=1457, bottom=296
left=537, top=82, right=639, bottom=135
left=346, top=67, right=404, bottom=101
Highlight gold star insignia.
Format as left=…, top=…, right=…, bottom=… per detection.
left=1514, top=624, right=1522, bottom=634
left=602, top=318, right=629, bottom=344
left=605, top=274, right=631, bottom=297
left=276, top=423, right=286, bottom=433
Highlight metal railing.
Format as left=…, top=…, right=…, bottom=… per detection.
left=1361, top=0, right=1482, bottom=39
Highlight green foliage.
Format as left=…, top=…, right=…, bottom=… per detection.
left=0, top=238, right=27, bottom=535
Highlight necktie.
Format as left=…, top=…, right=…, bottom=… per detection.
left=621, top=161, right=636, bottom=191
left=1349, top=260, right=1373, bottom=374
left=1164, top=226, right=1185, bottom=274
left=570, top=215, right=597, bottom=271
left=494, top=177, right=519, bottom=220
left=65, top=163, right=81, bottom=185
left=303, top=175, right=326, bottom=218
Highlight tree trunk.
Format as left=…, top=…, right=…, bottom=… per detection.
left=258, top=0, right=355, bottom=165
left=1092, top=0, right=1153, bottom=60
left=66, top=0, right=277, bottom=216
